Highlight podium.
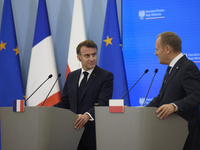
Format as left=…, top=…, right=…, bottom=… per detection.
left=0, top=107, right=84, bottom=150
left=95, top=107, right=188, bottom=150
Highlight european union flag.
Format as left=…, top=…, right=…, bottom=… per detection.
left=99, top=0, right=130, bottom=106
left=0, top=0, right=25, bottom=106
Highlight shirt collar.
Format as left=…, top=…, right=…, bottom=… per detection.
left=169, top=53, right=184, bottom=68
left=81, top=68, right=94, bottom=76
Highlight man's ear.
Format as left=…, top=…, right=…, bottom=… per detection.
left=77, top=55, right=81, bottom=61
left=165, top=45, right=172, bottom=54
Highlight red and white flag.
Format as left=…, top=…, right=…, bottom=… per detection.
left=109, top=99, right=124, bottom=113
left=66, top=0, right=86, bottom=77
left=26, top=0, right=61, bottom=106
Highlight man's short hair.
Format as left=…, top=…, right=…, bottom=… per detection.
left=76, top=40, right=97, bottom=55
left=157, top=31, right=182, bottom=52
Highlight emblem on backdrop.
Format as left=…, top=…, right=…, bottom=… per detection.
left=139, top=10, right=145, bottom=20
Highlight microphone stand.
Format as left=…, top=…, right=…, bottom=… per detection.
left=42, top=74, right=61, bottom=106
left=25, top=74, right=52, bottom=104
left=142, top=69, right=158, bottom=106
left=121, top=69, right=149, bottom=99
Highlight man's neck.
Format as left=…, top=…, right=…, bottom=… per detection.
left=167, top=52, right=181, bottom=65
left=169, top=53, right=183, bottom=67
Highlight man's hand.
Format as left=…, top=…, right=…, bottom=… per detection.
left=74, top=113, right=90, bottom=129
left=156, top=104, right=176, bottom=119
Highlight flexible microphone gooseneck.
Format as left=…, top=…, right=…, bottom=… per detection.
left=25, top=74, right=53, bottom=104
left=121, top=69, right=149, bottom=99
left=142, top=69, right=158, bottom=106
left=42, top=73, right=61, bottom=106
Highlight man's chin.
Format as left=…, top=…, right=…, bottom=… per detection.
left=91, top=66, right=95, bottom=69
left=90, top=64, right=96, bottom=68
left=159, top=61, right=165, bottom=65
left=88, top=65, right=95, bottom=70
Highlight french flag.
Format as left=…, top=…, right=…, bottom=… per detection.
left=26, top=0, right=61, bottom=106
left=109, top=99, right=124, bottom=113
left=13, top=100, right=24, bottom=112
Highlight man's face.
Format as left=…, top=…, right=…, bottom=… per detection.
left=155, top=37, right=168, bottom=65
left=77, top=46, right=97, bottom=71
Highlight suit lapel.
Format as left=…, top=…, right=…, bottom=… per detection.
left=160, top=56, right=186, bottom=98
left=74, top=69, right=81, bottom=105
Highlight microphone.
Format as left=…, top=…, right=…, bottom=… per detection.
left=142, top=68, right=158, bottom=106
left=41, top=73, right=61, bottom=106
left=121, top=69, right=149, bottom=99
left=25, top=74, right=53, bottom=103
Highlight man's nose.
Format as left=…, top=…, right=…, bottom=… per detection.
left=89, top=55, right=94, bottom=60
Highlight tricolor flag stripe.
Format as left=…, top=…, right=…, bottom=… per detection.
left=20, top=100, right=24, bottom=111
left=13, top=101, right=17, bottom=112
left=37, top=91, right=61, bottom=106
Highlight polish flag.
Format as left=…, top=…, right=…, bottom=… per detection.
left=66, top=0, right=86, bottom=78
left=109, top=99, right=124, bottom=113
left=26, top=0, right=61, bottom=106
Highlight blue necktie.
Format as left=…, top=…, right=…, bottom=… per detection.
left=164, top=66, right=171, bottom=83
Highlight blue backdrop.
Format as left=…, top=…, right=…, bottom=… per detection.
left=122, top=0, right=200, bottom=106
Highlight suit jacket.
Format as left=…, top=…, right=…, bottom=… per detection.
left=54, top=65, right=113, bottom=146
left=147, top=55, right=200, bottom=149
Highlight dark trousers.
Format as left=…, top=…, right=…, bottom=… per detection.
left=183, top=119, right=200, bottom=150
left=77, top=140, right=96, bottom=150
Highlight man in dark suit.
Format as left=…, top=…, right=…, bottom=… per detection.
left=54, top=40, right=113, bottom=150
left=147, top=31, right=200, bottom=150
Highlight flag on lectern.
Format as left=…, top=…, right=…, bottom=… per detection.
left=0, top=0, right=25, bottom=107
left=99, top=0, right=130, bottom=106
left=26, top=0, right=61, bottom=106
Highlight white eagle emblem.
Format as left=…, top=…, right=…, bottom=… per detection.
left=139, top=10, right=145, bottom=20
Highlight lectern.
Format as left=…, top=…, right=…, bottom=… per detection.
left=0, top=107, right=84, bottom=150
left=95, top=107, right=188, bottom=150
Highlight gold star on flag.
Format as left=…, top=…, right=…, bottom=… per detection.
left=0, top=40, right=7, bottom=51
left=13, top=46, right=19, bottom=55
left=119, top=44, right=122, bottom=47
left=103, top=36, right=113, bottom=46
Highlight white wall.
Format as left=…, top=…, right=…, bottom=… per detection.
left=0, top=0, right=122, bottom=91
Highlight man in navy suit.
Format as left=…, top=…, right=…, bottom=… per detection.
left=147, top=31, right=200, bottom=150
left=54, top=40, right=113, bottom=150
